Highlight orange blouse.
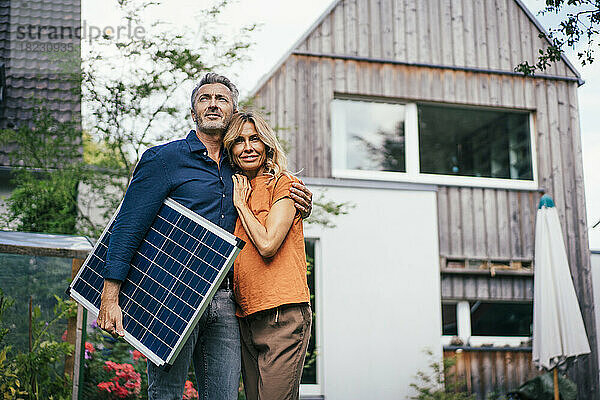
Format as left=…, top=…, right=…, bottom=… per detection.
left=233, top=174, right=310, bottom=317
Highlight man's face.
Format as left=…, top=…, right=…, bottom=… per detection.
left=191, top=83, right=235, bottom=135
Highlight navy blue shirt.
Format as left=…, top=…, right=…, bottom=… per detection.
left=103, top=131, right=237, bottom=281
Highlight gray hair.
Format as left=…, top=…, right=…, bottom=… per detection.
left=191, top=72, right=239, bottom=112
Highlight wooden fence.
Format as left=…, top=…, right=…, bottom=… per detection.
left=444, top=347, right=540, bottom=399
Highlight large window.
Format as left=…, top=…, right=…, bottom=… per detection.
left=331, top=98, right=537, bottom=189
left=470, top=301, right=532, bottom=337
left=441, top=301, right=533, bottom=347
left=418, top=104, right=533, bottom=180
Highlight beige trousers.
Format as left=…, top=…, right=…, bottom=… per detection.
left=238, top=303, right=312, bottom=400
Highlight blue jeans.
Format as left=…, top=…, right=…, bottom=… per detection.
left=147, top=289, right=241, bottom=400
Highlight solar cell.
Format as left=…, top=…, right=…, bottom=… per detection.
left=68, top=198, right=244, bottom=367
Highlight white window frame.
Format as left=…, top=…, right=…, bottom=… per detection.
left=331, top=98, right=539, bottom=190
left=440, top=301, right=531, bottom=347
left=300, top=236, right=323, bottom=398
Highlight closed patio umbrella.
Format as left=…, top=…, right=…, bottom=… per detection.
left=533, top=195, right=590, bottom=399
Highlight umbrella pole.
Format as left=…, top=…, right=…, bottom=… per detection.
left=554, top=368, right=559, bottom=400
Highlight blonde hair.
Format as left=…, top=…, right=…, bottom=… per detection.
left=224, top=111, right=289, bottom=177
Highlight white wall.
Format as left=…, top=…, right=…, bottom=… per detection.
left=303, top=182, right=441, bottom=400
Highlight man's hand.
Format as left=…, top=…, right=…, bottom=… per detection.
left=290, top=182, right=313, bottom=219
left=232, top=174, right=251, bottom=209
left=98, top=279, right=125, bottom=338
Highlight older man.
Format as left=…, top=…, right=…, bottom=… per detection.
left=97, top=73, right=312, bottom=400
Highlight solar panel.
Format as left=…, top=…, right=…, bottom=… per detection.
left=68, top=198, right=244, bottom=367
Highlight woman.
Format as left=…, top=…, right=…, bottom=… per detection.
left=224, top=112, right=311, bottom=400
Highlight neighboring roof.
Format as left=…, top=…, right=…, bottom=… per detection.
left=249, top=0, right=583, bottom=98
left=0, top=0, right=81, bottom=166
left=0, top=230, right=93, bottom=259
left=0, top=0, right=81, bottom=125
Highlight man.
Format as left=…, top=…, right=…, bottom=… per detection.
left=97, top=73, right=312, bottom=400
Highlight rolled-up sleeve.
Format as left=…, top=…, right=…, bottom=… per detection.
left=103, top=148, right=172, bottom=281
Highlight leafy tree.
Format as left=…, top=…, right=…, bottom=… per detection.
left=516, top=1, right=600, bottom=75
left=0, top=109, right=84, bottom=234
left=79, top=0, right=256, bottom=231
left=1, top=0, right=256, bottom=236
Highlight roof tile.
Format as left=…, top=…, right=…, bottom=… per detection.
left=0, top=0, right=81, bottom=143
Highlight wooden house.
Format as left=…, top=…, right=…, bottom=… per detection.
left=248, top=0, right=597, bottom=398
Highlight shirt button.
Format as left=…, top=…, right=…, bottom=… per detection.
left=222, top=194, right=226, bottom=198
left=221, top=214, right=225, bottom=219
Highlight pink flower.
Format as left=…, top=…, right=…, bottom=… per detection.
left=104, top=361, right=119, bottom=371
left=113, top=383, right=129, bottom=399
left=100, top=361, right=142, bottom=398
left=61, top=330, right=68, bottom=342
left=183, top=380, right=199, bottom=400
left=97, top=381, right=114, bottom=392
left=85, top=342, right=95, bottom=359
left=132, top=350, right=146, bottom=362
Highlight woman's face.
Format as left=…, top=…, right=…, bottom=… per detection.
left=231, top=121, right=267, bottom=175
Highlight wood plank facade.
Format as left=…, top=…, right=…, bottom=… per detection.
left=444, top=347, right=539, bottom=398
left=250, top=0, right=597, bottom=398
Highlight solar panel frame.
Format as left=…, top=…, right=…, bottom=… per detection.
left=68, top=198, right=244, bottom=367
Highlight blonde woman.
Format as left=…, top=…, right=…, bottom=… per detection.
left=224, top=112, right=311, bottom=400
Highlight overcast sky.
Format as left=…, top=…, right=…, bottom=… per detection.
left=82, top=0, right=600, bottom=249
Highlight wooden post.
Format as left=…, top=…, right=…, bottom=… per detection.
left=72, top=306, right=87, bottom=400
left=65, top=258, right=85, bottom=400
left=28, top=296, right=32, bottom=352
left=29, top=296, right=36, bottom=397
left=554, top=368, right=559, bottom=400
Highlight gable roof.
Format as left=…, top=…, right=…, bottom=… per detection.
left=249, top=0, right=583, bottom=98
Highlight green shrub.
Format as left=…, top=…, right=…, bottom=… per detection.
left=410, top=351, right=475, bottom=400
left=0, top=290, right=74, bottom=400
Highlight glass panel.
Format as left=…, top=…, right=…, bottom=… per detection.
left=470, top=301, right=533, bottom=336
left=418, top=104, right=533, bottom=180
left=0, top=253, right=72, bottom=351
left=332, top=99, right=406, bottom=172
left=302, top=239, right=317, bottom=384
left=442, top=303, right=458, bottom=335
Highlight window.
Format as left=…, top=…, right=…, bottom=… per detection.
left=331, top=98, right=406, bottom=173
left=331, top=97, right=537, bottom=189
left=470, top=301, right=532, bottom=337
left=301, top=238, right=319, bottom=394
left=418, top=104, right=533, bottom=180
left=441, top=303, right=458, bottom=336
left=441, top=301, right=532, bottom=347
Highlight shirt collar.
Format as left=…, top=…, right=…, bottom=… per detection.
left=186, top=130, right=208, bottom=154
left=186, top=130, right=230, bottom=162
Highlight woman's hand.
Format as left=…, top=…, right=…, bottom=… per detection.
left=233, top=174, right=251, bottom=209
